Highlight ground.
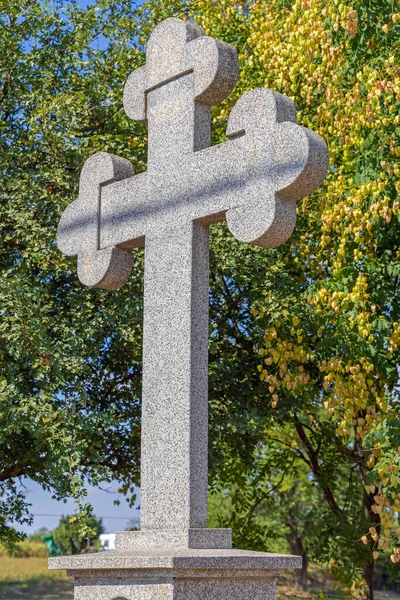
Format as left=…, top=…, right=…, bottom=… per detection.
left=277, top=566, right=400, bottom=600
left=0, top=557, right=72, bottom=600
left=0, top=557, right=398, bottom=600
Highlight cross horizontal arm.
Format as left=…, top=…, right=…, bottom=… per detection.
left=100, top=96, right=325, bottom=252
left=100, top=137, right=246, bottom=248
left=57, top=88, right=328, bottom=291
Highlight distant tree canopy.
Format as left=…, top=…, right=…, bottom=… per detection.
left=0, top=518, right=103, bottom=556
left=0, top=1, right=399, bottom=599
left=52, top=514, right=104, bottom=555
left=28, top=527, right=50, bottom=543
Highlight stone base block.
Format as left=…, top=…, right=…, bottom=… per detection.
left=49, top=547, right=301, bottom=600
left=71, top=573, right=276, bottom=600
left=115, top=528, right=232, bottom=550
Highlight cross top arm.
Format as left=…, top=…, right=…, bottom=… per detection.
left=123, top=17, right=239, bottom=122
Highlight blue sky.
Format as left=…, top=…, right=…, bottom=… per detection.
left=16, top=480, right=140, bottom=536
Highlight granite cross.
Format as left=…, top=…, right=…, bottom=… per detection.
left=57, top=17, right=328, bottom=549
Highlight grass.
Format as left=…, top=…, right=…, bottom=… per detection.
left=277, top=596, right=400, bottom=600
left=276, top=565, right=400, bottom=600
left=0, top=557, right=398, bottom=600
left=0, top=557, right=73, bottom=600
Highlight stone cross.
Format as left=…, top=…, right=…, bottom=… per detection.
left=57, top=18, right=328, bottom=550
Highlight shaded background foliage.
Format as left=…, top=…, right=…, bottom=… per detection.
left=1, top=0, right=399, bottom=598
left=0, top=0, right=148, bottom=538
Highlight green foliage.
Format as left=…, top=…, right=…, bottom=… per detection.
left=193, top=1, right=400, bottom=597
left=374, top=556, right=400, bottom=593
left=28, top=527, right=50, bottom=543
left=52, top=515, right=104, bottom=556
left=0, top=0, right=149, bottom=540
left=1, top=1, right=400, bottom=599
left=0, top=540, right=48, bottom=558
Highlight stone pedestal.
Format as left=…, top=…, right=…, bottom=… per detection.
left=49, top=544, right=301, bottom=600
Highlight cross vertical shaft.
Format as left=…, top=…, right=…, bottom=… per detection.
left=147, top=74, right=210, bottom=171
left=140, top=221, right=210, bottom=531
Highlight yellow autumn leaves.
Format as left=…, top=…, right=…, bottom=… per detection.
left=192, top=0, right=400, bottom=582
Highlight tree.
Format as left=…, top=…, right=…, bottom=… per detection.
left=28, top=527, right=50, bottom=543
left=0, top=0, right=151, bottom=540
left=1, top=1, right=399, bottom=599
left=209, top=457, right=324, bottom=592
left=192, top=1, right=400, bottom=598
left=52, top=514, right=104, bottom=555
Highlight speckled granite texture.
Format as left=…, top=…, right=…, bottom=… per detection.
left=53, top=16, right=329, bottom=599
left=49, top=547, right=302, bottom=572
left=140, top=222, right=210, bottom=532
left=69, top=576, right=277, bottom=600
left=115, top=529, right=232, bottom=550
left=49, top=548, right=300, bottom=600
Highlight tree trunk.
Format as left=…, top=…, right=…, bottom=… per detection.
left=298, top=551, right=308, bottom=591
left=362, top=561, right=374, bottom=600
left=287, top=533, right=308, bottom=591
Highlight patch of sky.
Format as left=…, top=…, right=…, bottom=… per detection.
left=20, top=0, right=146, bottom=57
left=12, top=478, right=140, bottom=536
